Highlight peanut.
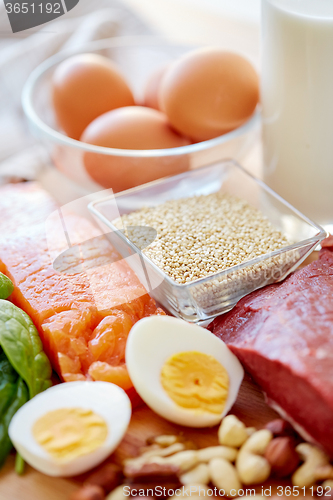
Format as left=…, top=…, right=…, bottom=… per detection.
left=265, top=419, right=295, bottom=438
left=218, top=415, right=249, bottom=448
left=246, top=428, right=256, bottom=438
left=168, top=484, right=208, bottom=500
left=322, top=480, right=333, bottom=496
left=106, top=486, right=128, bottom=500
left=264, top=437, right=299, bottom=478
left=209, top=457, right=241, bottom=496
left=180, top=463, right=210, bottom=485
left=126, top=481, right=180, bottom=497
left=196, top=446, right=237, bottom=463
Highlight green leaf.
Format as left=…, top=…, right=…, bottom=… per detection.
left=0, top=273, right=14, bottom=300
left=0, top=372, right=29, bottom=468
left=0, top=300, right=52, bottom=399
left=0, top=350, right=18, bottom=416
left=15, top=453, right=25, bottom=475
left=0, top=350, right=19, bottom=467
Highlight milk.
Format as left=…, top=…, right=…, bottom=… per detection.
left=262, top=0, right=333, bottom=228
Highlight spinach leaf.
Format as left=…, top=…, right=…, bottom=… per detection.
left=0, top=350, right=17, bottom=416
left=0, top=351, right=29, bottom=468
left=0, top=272, right=14, bottom=300
left=0, top=300, right=52, bottom=399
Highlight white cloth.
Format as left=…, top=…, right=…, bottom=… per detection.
left=0, top=0, right=152, bottom=183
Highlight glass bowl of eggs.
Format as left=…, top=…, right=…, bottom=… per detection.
left=22, top=36, right=260, bottom=195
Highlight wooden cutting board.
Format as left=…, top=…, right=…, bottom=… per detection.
left=0, top=374, right=295, bottom=500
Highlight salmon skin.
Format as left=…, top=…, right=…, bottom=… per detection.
left=0, top=183, right=163, bottom=388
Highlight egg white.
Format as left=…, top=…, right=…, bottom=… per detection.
left=8, top=381, right=131, bottom=477
left=125, top=316, right=244, bottom=427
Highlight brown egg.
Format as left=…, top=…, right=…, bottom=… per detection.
left=160, top=48, right=259, bottom=142
left=143, top=64, right=170, bottom=110
left=80, top=106, right=191, bottom=192
left=52, top=53, right=135, bottom=140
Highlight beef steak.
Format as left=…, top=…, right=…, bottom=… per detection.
left=210, top=246, right=333, bottom=456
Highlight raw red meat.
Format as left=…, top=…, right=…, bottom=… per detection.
left=210, top=245, right=333, bottom=457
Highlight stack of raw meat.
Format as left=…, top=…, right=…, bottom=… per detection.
left=211, top=240, right=333, bottom=457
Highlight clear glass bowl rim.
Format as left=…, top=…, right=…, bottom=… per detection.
left=21, top=35, right=260, bottom=159
left=89, top=159, right=327, bottom=289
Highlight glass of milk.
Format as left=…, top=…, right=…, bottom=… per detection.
left=262, top=0, right=333, bottom=231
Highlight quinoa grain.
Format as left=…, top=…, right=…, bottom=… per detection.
left=113, top=193, right=292, bottom=285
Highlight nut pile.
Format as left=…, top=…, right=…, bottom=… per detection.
left=70, top=416, right=333, bottom=500
left=113, top=193, right=291, bottom=285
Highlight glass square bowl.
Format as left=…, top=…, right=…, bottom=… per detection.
left=89, top=160, right=326, bottom=324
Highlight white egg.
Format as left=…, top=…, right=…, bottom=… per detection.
left=125, top=316, right=244, bottom=428
left=8, top=381, right=131, bottom=477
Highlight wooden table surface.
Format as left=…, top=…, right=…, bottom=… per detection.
left=0, top=5, right=288, bottom=500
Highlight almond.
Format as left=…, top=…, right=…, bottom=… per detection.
left=125, top=480, right=181, bottom=498
left=70, top=485, right=105, bottom=500
left=85, top=464, right=123, bottom=494
left=124, top=462, right=180, bottom=481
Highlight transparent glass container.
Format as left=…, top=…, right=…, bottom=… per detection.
left=89, top=160, right=326, bottom=324
left=22, top=36, right=259, bottom=194
left=262, top=0, right=333, bottom=231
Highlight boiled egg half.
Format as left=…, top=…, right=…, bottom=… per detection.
left=8, top=381, right=131, bottom=476
left=126, top=316, right=244, bottom=427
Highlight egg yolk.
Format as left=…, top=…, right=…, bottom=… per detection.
left=161, top=351, right=229, bottom=414
left=33, top=408, right=107, bottom=463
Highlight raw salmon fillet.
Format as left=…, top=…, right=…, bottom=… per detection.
left=210, top=244, right=333, bottom=457
left=0, top=182, right=162, bottom=388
